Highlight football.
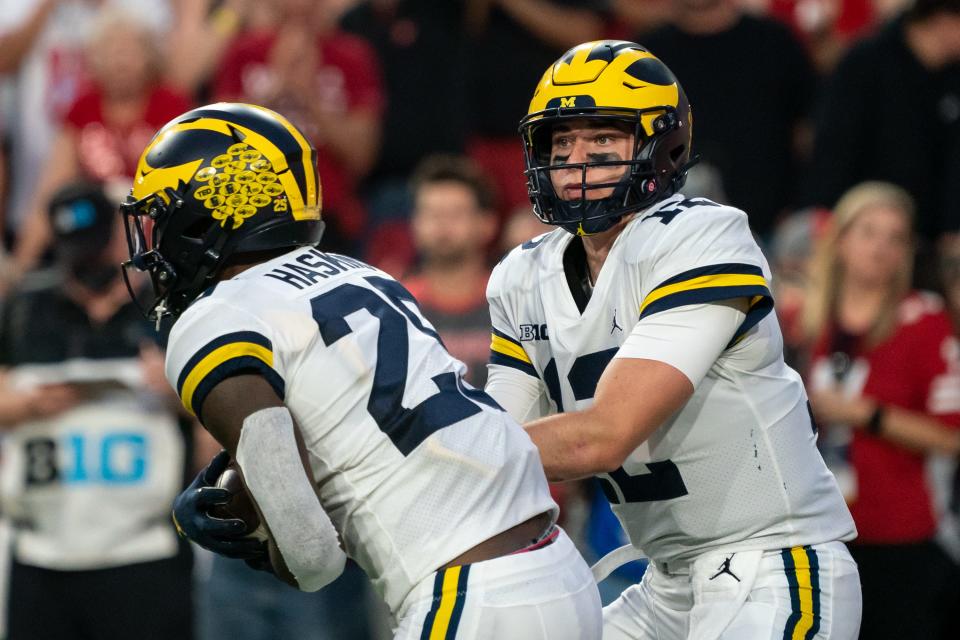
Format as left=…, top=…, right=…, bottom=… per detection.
left=210, top=462, right=269, bottom=541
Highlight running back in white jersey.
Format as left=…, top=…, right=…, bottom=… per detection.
left=165, top=247, right=558, bottom=612
left=487, top=195, right=855, bottom=566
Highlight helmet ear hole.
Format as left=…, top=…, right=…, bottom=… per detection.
left=670, top=145, right=686, bottom=163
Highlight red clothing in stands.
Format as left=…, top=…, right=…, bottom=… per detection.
left=770, top=0, right=875, bottom=41
left=810, top=292, right=960, bottom=543
left=65, top=85, right=192, bottom=183
left=214, top=30, right=384, bottom=239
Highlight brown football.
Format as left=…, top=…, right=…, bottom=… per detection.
left=210, top=462, right=269, bottom=541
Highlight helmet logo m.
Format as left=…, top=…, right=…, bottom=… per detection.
left=560, top=96, right=577, bottom=108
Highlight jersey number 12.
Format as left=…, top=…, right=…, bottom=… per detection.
left=545, top=350, right=689, bottom=504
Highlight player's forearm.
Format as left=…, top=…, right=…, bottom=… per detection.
left=526, top=409, right=627, bottom=481
left=527, top=358, right=695, bottom=481
left=238, top=407, right=346, bottom=591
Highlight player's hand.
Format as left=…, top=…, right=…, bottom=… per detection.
left=172, top=450, right=268, bottom=560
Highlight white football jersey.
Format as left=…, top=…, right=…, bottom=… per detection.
left=487, top=195, right=855, bottom=566
left=166, top=248, right=557, bottom=612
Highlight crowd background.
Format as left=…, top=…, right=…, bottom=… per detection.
left=0, top=0, right=959, bottom=638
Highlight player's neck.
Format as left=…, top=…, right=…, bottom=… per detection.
left=580, top=217, right=631, bottom=283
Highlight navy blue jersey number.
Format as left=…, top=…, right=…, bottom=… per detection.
left=546, top=349, right=689, bottom=503
left=642, top=196, right=720, bottom=226
left=310, top=277, right=495, bottom=455
left=598, top=461, right=688, bottom=504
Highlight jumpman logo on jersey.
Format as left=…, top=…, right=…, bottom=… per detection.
left=610, top=310, right=623, bottom=334
left=709, top=555, right=740, bottom=582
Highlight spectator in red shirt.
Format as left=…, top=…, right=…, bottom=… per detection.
left=802, top=181, right=960, bottom=640
left=213, top=0, right=384, bottom=254
left=8, top=9, right=191, bottom=283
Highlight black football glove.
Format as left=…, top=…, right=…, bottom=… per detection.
left=172, top=450, right=268, bottom=561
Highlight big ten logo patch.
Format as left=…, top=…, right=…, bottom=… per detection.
left=192, top=142, right=287, bottom=229
left=24, top=433, right=149, bottom=486
left=519, top=323, right=549, bottom=341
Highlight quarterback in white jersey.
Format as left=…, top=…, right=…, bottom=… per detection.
left=120, top=104, right=601, bottom=638
left=485, top=41, right=861, bottom=639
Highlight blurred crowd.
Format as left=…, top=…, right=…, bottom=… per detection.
left=0, top=0, right=959, bottom=638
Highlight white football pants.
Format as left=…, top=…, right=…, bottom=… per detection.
left=603, top=541, right=862, bottom=640
left=394, top=527, right=602, bottom=639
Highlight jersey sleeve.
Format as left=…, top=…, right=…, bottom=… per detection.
left=634, top=203, right=775, bottom=345
left=486, top=255, right=539, bottom=379
left=616, top=302, right=747, bottom=386
left=165, top=298, right=285, bottom=421
left=484, top=363, right=550, bottom=423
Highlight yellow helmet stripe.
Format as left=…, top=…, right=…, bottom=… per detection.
left=134, top=159, right=204, bottom=203
left=135, top=117, right=318, bottom=220
left=244, top=103, right=317, bottom=210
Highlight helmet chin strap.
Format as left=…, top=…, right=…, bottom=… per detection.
left=152, top=299, right=168, bottom=331
left=564, top=214, right=624, bottom=236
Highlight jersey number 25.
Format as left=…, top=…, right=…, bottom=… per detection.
left=311, top=276, right=499, bottom=456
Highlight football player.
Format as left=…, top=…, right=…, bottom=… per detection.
left=484, top=41, right=862, bottom=639
left=120, top=103, right=601, bottom=639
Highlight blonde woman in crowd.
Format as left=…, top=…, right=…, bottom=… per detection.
left=803, top=181, right=960, bottom=640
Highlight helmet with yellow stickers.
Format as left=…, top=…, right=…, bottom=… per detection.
left=120, top=103, right=323, bottom=321
left=519, top=41, right=693, bottom=235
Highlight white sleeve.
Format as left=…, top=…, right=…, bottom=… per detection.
left=166, top=297, right=285, bottom=422
left=628, top=204, right=773, bottom=337
left=615, top=302, right=747, bottom=387
left=485, top=259, right=547, bottom=419
left=485, top=363, right=550, bottom=422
